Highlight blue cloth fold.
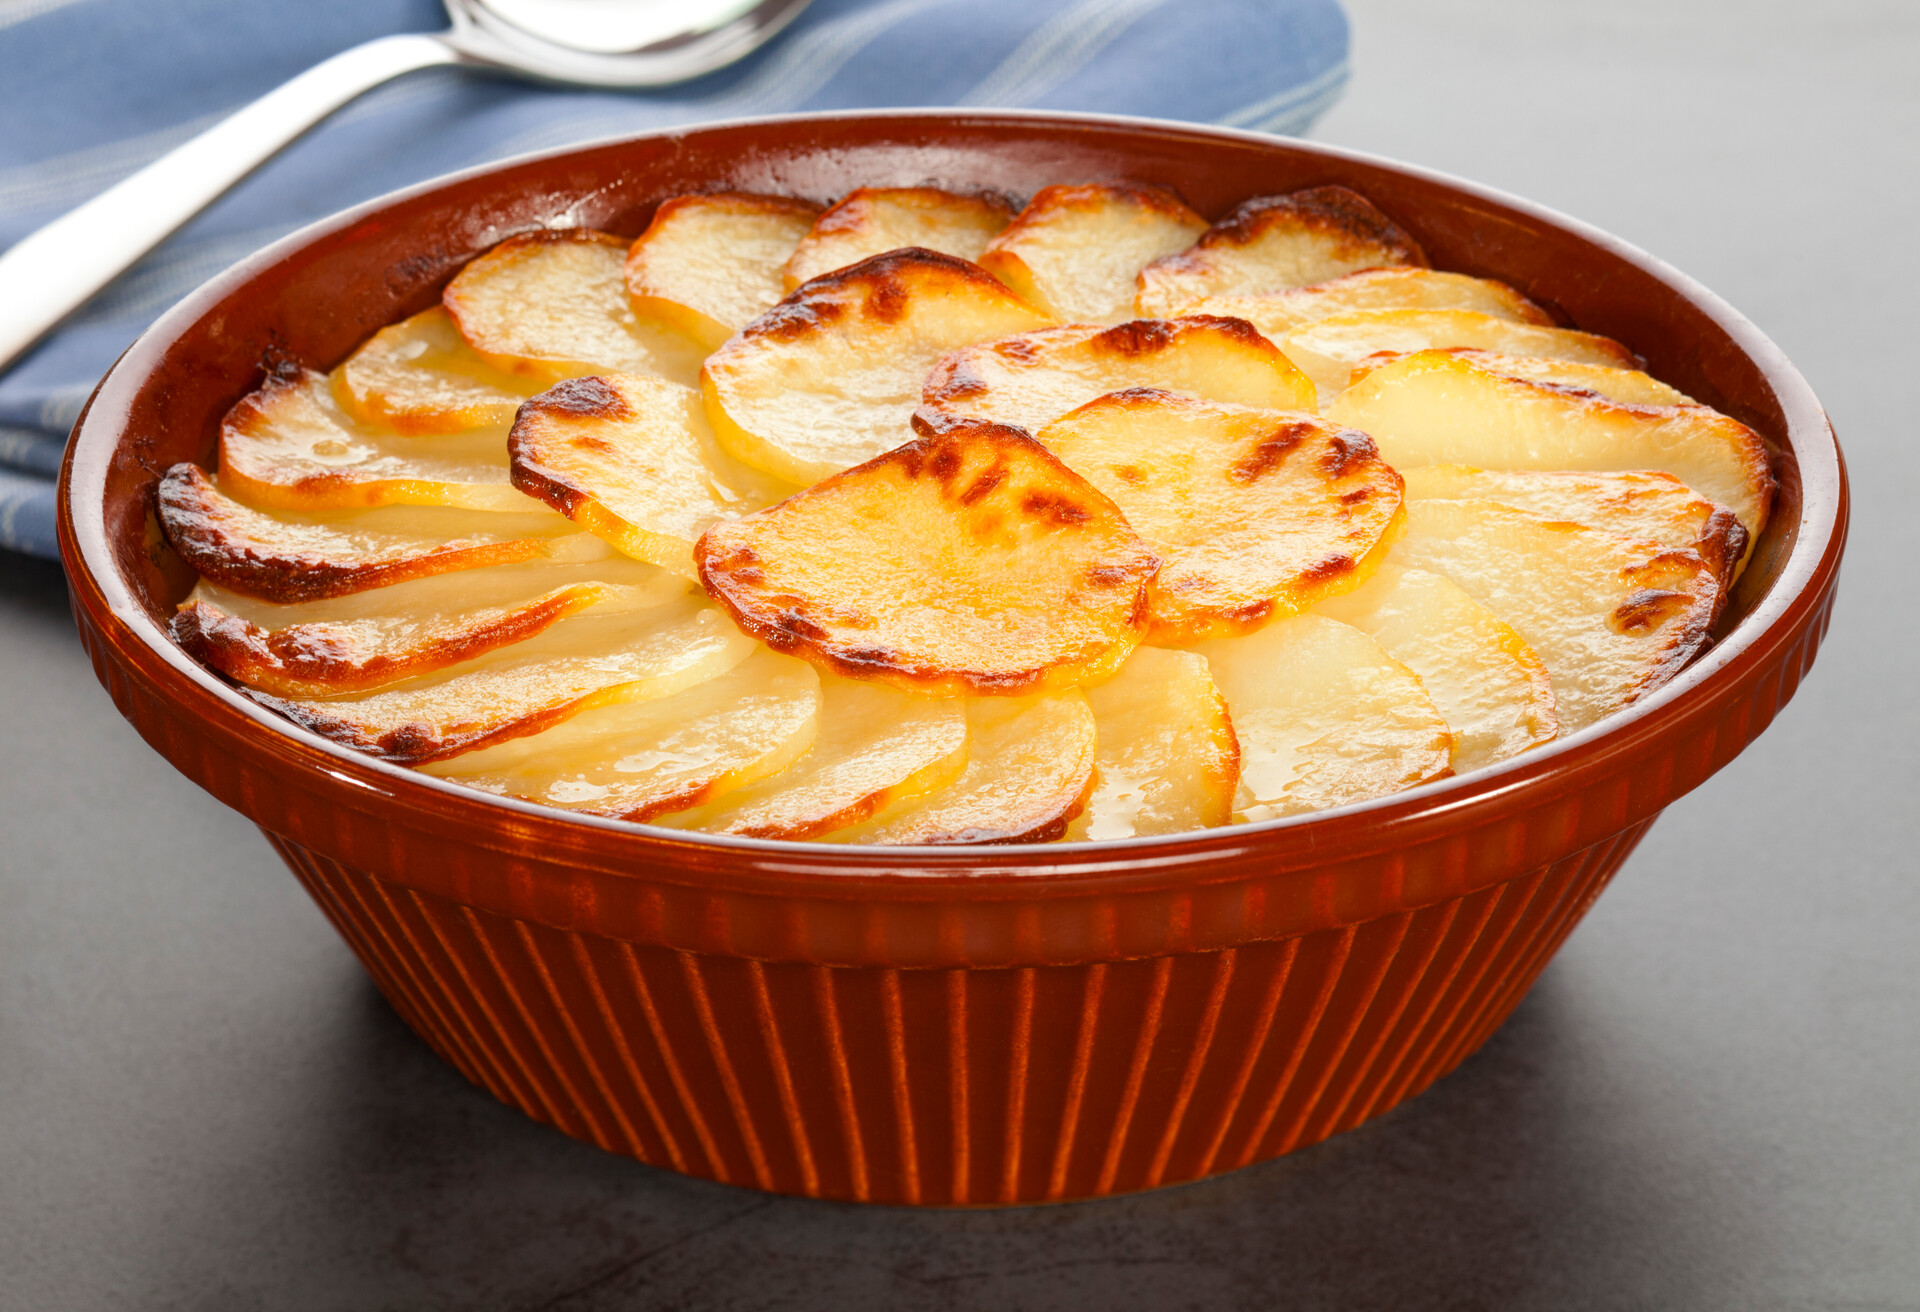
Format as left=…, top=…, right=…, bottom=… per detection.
left=0, top=0, right=1348, bottom=559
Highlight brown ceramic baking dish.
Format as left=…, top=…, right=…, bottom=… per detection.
left=57, top=110, right=1846, bottom=1206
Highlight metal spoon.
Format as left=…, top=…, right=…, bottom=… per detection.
left=0, top=0, right=813, bottom=373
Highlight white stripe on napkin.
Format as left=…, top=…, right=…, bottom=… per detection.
left=957, top=0, right=1169, bottom=107
left=0, top=109, right=227, bottom=220
left=1216, top=58, right=1350, bottom=135
left=0, top=0, right=91, bottom=34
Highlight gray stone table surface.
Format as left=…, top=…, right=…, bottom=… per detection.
left=2, top=1, right=1916, bottom=1307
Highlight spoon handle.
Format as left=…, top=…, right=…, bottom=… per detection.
left=0, top=32, right=462, bottom=376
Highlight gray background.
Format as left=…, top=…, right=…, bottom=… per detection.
left=3, top=0, right=1916, bottom=1306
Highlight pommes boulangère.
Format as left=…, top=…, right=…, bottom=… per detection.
left=159, top=181, right=1774, bottom=844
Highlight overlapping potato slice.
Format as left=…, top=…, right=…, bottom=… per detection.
left=422, top=648, right=820, bottom=821
left=653, top=674, right=969, bottom=839
left=255, top=592, right=755, bottom=763
left=1276, top=309, right=1639, bottom=400
left=1403, top=465, right=1748, bottom=582
left=1351, top=348, right=1694, bottom=407
left=443, top=229, right=705, bottom=385
left=1193, top=613, right=1452, bottom=822
left=783, top=187, right=1013, bottom=290
left=1135, top=185, right=1428, bottom=318
left=332, top=306, right=542, bottom=435
left=1328, top=349, right=1774, bottom=547
left=697, top=416, right=1156, bottom=696
left=624, top=193, right=825, bottom=350
left=1394, top=499, right=1721, bottom=733
left=700, top=249, right=1054, bottom=484
left=1065, top=646, right=1239, bottom=841
left=173, top=554, right=680, bottom=698
left=1037, top=391, right=1403, bottom=642
left=1181, top=268, right=1552, bottom=338
left=507, top=373, right=794, bottom=577
left=1315, top=563, right=1557, bottom=773
left=836, top=692, right=1096, bottom=845
left=920, top=316, right=1316, bottom=435
left=975, top=183, right=1207, bottom=325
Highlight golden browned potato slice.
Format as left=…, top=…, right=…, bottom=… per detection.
left=1182, top=268, right=1552, bottom=338
left=1352, top=348, right=1695, bottom=408
left=1315, top=563, right=1557, bottom=774
left=1276, top=309, right=1639, bottom=400
left=1394, top=499, right=1722, bottom=732
left=1135, top=185, right=1427, bottom=318
left=332, top=306, right=541, bottom=435
left=156, top=463, right=589, bottom=603
left=653, top=675, right=969, bottom=839
left=698, top=416, right=1156, bottom=697
left=625, top=193, right=825, bottom=350
left=1065, top=646, right=1239, bottom=841
left=508, top=373, right=795, bottom=577
left=1193, top=613, right=1452, bottom=822
left=443, top=229, right=705, bottom=385
left=218, top=369, right=540, bottom=514
left=1403, top=465, right=1748, bottom=582
left=255, top=592, right=755, bottom=763
left=173, top=554, right=681, bottom=698
left=920, top=316, right=1316, bottom=435
left=1036, top=391, right=1403, bottom=643
left=422, top=648, right=821, bottom=822
left=835, top=692, right=1096, bottom=845
left=1328, top=349, right=1774, bottom=548
left=700, top=249, right=1054, bottom=484
left=783, top=187, right=1014, bottom=290
left=976, top=183, right=1207, bottom=325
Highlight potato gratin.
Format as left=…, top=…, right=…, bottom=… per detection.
left=158, top=183, right=1775, bottom=844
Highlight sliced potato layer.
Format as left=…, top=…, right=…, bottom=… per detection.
left=654, top=675, right=969, bottom=840
left=1194, top=613, right=1452, bottom=822
left=1357, top=348, right=1693, bottom=407
left=1183, top=268, right=1552, bottom=338
left=1394, top=499, right=1721, bottom=732
left=443, top=229, right=705, bottom=385
left=508, top=373, right=793, bottom=576
left=1066, top=646, right=1239, bottom=841
left=1316, top=563, right=1557, bottom=774
left=625, top=193, right=825, bottom=350
left=701, top=248, right=1053, bottom=484
left=784, top=187, right=1013, bottom=290
left=920, top=316, right=1316, bottom=436
left=1136, top=185, right=1427, bottom=318
left=1277, top=309, right=1638, bottom=400
left=838, top=692, right=1096, bottom=845
left=1038, top=391, right=1403, bottom=642
left=977, top=183, right=1207, bottom=325
left=697, top=417, right=1157, bottom=696
left=332, top=306, right=540, bottom=435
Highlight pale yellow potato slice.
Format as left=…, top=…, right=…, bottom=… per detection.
left=697, top=416, right=1157, bottom=697
left=1394, top=499, right=1722, bottom=733
left=700, top=249, right=1054, bottom=484
left=508, top=373, right=794, bottom=577
left=1036, top=391, right=1404, bottom=643
left=783, top=187, right=1014, bottom=290
left=173, top=554, right=681, bottom=698
left=1182, top=268, right=1552, bottom=338
left=1315, top=563, right=1557, bottom=774
left=836, top=692, right=1096, bottom=845
left=423, top=648, right=821, bottom=822
left=1065, top=646, right=1239, bottom=841
left=255, top=593, right=754, bottom=763
left=156, top=462, right=591, bottom=603
left=1327, top=349, right=1774, bottom=548
left=1277, top=309, right=1638, bottom=400
left=1193, top=613, right=1452, bottom=822
left=976, top=183, right=1207, bottom=325
left=1136, top=185, right=1427, bottom=318
left=653, top=675, right=969, bottom=840
left=443, top=228, right=705, bottom=385
left=1353, top=348, right=1694, bottom=407
left=332, top=306, right=541, bottom=435
left=920, top=315, right=1316, bottom=436
left=218, top=369, right=540, bottom=514
left=625, top=192, right=825, bottom=350
left=1403, top=465, right=1748, bottom=582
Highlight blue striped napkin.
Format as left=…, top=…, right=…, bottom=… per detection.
left=0, top=0, right=1349, bottom=560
